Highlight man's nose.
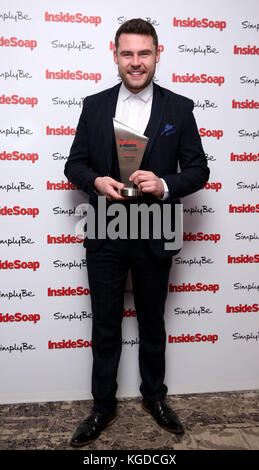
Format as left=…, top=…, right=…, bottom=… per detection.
left=131, top=54, right=141, bottom=67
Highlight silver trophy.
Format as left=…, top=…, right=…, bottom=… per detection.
left=113, top=118, right=149, bottom=197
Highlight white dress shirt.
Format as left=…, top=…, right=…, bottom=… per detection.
left=115, top=82, right=169, bottom=199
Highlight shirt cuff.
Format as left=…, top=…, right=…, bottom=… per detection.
left=157, top=178, right=170, bottom=200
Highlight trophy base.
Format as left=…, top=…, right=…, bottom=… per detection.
left=119, top=187, right=142, bottom=197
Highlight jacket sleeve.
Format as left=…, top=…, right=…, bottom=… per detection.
left=64, top=98, right=101, bottom=195
left=163, top=99, right=210, bottom=200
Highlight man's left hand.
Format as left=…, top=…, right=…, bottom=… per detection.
left=129, top=170, right=164, bottom=197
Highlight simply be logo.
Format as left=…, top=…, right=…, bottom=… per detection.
left=233, top=282, right=259, bottom=293
left=238, top=128, right=259, bottom=139
left=0, top=235, right=34, bottom=248
left=53, top=310, right=92, bottom=322
left=117, top=16, right=160, bottom=27
left=52, top=259, right=87, bottom=270
left=0, top=288, right=35, bottom=300
left=178, top=44, right=219, bottom=56
left=174, top=306, right=213, bottom=317
left=0, top=126, right=33, bottom=138
left=184, top=205, right=215, bottom=216
left=174, top=256, right=214, bottom=267
left=240, top=75, right=259, bottom=87
left=0, top=181, right=34, bottom=192
left=0, top=342, right=36, bottom=353
left=0, top=69, right=32, bottom=80
left=0, top=11, right=31, bottom=22
left=233, top=331, right=259, bottom=342
left=52, top=96, right=84, bottom=109
left=194, top=100, right=218, bottom=111
left=236, top=181, right=259, bottom=191
left=50, top=39, right=94, bottom=53
left=235, top=232, right=259, bottom=242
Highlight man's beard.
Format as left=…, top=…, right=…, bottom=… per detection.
left=119, top=67, right=155, bottom=93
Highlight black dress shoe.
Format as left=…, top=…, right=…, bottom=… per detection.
left=70, top=410, right=117, bottom=447
left=142, top=399, right=184, bottom=434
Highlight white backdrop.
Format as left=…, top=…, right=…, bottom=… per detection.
left=0, top=0, right=258, bottom=404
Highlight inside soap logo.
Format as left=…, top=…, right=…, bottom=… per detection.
left=0, top=94, right=38, bottom=107
left=0, top=36, right=37, bottom=50
left=0, top=313, right=40, bottom=323
left=44, top=11, right=101, bottom=26
left=168, top=333, right=218, bottom=344
left=0, top=150, right=39, bottom=163
left=173, top=17, right=226, bottom=31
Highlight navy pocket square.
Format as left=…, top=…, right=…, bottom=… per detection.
left=160, top=123, right=177, bottom=137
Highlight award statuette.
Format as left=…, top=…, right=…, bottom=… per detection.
left=113, top=118, right=149, bottom=197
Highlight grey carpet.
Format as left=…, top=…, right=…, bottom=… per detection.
left=0, top=390, right=258, bottom=450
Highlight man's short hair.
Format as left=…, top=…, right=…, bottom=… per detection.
left=115, top=18, right=158, bottom=51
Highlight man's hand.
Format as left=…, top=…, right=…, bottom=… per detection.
left=94, top=176, right=127, bottom=201
left=129, top=170, right=164, bottom=197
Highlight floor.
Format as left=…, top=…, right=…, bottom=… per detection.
left=0, top=390, right=258, bottom=450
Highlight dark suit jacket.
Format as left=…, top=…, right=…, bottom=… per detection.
left=64, top=82, right=210, bottom=258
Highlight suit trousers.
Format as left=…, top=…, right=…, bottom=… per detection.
left=86, top=237, right=172, bottom=414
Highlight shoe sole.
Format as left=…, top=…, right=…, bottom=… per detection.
left=70, top=415, right=117, bottom=447
left=141, top=403, right=185, bottom=434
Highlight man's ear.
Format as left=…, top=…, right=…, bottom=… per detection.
left=155, top=49, right=161, bottom=64
left=113, top=49, right=118, bottom=65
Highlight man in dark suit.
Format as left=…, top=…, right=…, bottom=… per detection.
left=64, top=19, right=209, bottom=446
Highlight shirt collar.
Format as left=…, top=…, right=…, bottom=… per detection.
left=119, top=81, right=153, bottom=103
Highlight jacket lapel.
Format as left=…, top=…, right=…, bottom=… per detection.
left=141, top=82, right=167, bottom=167
left=102, top=83, right=121, bottom=174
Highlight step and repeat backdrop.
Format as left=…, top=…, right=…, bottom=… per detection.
left=0, top=0, right=258, bottom=404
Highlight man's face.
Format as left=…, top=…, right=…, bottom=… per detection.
left=113, top=33, right=160, bottom=94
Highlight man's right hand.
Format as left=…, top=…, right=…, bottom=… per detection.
left=94, top=176, right=127, bottom=201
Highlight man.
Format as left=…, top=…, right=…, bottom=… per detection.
left=64, top=18, right=209, bottom=446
